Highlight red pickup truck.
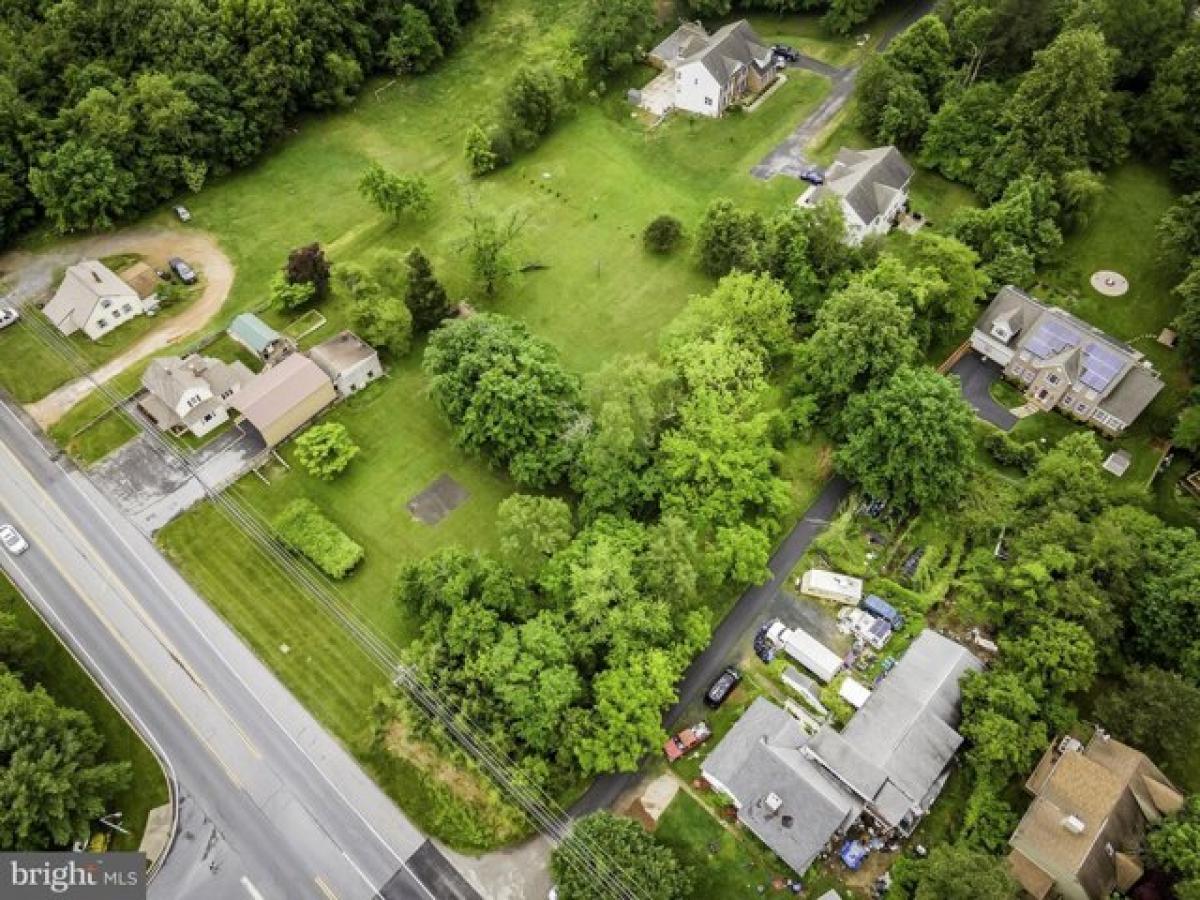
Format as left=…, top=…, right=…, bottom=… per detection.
left=663, top=722, right=712, bottom=761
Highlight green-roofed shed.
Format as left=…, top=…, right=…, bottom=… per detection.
left=228, top=313, right=288, bottom=362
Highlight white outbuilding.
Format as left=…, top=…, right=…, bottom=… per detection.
left=799, top=569, right=863, bottom=605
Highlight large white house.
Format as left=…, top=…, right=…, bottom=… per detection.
left=42, top=260, right=146, bottom=340
left=798, top=146, right=914, bottom=245
left=645, top=20, right=777, bottom=118
left=138, top=354, right=254, bottom=438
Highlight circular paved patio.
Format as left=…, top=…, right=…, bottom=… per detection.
left=1090, top=270, right=1129, bottom=296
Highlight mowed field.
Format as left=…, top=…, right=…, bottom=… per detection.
left=143, top=0, right=849, bottom=848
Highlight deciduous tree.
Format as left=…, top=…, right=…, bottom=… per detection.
left=293, top=423, right=360, bottom=481
left=0, top=669, right=131, bottom=849
left=835, top=366, right=976, bottom=509
left=358, top=162, right=433, bottom=221
left=423, top=314, right=582, bottom=487
left=497, top=494, right=574, bottom=576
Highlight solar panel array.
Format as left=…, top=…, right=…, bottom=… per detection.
left=1080, top=341, right=1125, bottom=392
left=1024, top=318, right=1081, bottom=359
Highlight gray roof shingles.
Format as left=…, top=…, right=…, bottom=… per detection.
left=703, top=632, right=981, bottom=875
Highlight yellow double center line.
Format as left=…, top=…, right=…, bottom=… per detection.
left=0, top=436, right=261, bottom=785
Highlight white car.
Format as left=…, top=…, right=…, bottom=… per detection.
left=0, top=306, right=18, bottom=330
left=0, top=523, right=28, bottom=555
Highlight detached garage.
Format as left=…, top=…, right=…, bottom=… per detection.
left=230, top=353, right=336, bottom=448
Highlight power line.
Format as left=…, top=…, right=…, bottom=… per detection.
left=15, top=309, right=649, bottom=900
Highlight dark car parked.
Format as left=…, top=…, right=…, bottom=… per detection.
left=800, top=166, right=825, bottom=185
left=704, top=667, right=742, bottom=708
left=772, top=44, right=801, bottom=63
left=168, top=256, right=197, bottom=284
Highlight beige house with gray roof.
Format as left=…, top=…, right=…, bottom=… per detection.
left=139, top=355, right=253, bottom=438
left=308, top=331, right=382, bottom=397
left=1008, top=731, right=1183, bottom=900
left=972, top=286, right=1164, bottom=436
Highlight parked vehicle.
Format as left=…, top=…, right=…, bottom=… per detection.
left=704, top=667, right=741, bottom=708
left=168, top=257, right=197, bottom=284
left=772, top=44, right=801, bottom=63
left=173, top=205, right=192, bottom=223
left=800, top=166, right=825, bottom=185
left=664, top=721, right=712, bottom=761
left=861, top=594, right=906, bottom=630
left=0, top=523, right=28, bottom=555
left=0, top=306, right=18, bottom=330
left=753, top=622, right=776, bottom=663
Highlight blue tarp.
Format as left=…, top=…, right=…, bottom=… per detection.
left=840, top=840, right=869, bottom=870
left=863, top=594, right=905, bottom=629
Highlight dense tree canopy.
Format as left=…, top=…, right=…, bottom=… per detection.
left=0, top=669, right=130, bottom=849
left=794, top=281, right=920, bottom=413
left=0, top=0, right=481, bottom=243
left=423, top=314, right=583, bottom=488
left=836, top=366, right=976, bottom=509
left=551, top=812, right=692, bottom=900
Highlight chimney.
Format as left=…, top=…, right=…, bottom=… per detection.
left=1062, top=815, right=1086, bottom=835
left=763, top=793, right=783, bottom=816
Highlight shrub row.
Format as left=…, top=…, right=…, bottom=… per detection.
left=273, top=499, right=364, bottom=579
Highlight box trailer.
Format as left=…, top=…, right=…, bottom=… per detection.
left=799, top=569, right=863, bottom=605
left=766, top=620, right=844, bottom=683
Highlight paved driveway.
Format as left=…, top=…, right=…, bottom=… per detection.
left=949, top=353, right=1018, bottom=431
left=91, top=421, right=266, bottom=534
left=750, top=0, right=936, bottom=182
left=573, top=476, right=853, bottom=817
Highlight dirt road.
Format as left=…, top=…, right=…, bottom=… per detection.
left=0, top=228, right=235, bottom=428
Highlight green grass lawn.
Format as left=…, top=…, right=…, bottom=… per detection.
left=0, top=575, right=169, bottom=851
left=654, top=790, right=802, bottom=899
left=1037, top=163, right=1187, bottom=410
left=0, top=279, right=204, bottom=403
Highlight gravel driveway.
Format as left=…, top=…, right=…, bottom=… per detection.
left=0, top=227, right=235, bottom=428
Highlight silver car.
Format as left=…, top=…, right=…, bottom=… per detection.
left=0, top=523, right=28, bottom=555
left=0, top=306, right=18, bottom=330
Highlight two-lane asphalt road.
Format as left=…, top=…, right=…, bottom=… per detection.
left=0, top=399, right=478, bottom=900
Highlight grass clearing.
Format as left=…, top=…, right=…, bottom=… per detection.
left=0, top=575, right=169, bottom=851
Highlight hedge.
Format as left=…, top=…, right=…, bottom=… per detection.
left=273, top=499, right=364, bottom=579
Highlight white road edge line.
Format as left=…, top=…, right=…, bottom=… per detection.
left=240, top=875, right=266, bottom=900
left=1, top=404, right=441, bottom=900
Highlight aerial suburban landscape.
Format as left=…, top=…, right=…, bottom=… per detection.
left=0, top=0, right=1199, bottom=898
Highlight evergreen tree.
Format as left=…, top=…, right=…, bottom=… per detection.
left=404, top=247, right=451, bottom=332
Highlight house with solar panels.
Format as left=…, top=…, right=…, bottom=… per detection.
left=971, top=286, right=1164, bottom=436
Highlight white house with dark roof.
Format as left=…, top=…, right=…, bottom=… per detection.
left=42, top=260, right=146, bottom=340
left=645, top=20, right=777, bottom=117
left=139, top=354, right=253, bottom=438
left=702, top=630, right=981, bottom=877
left=971, top=286, right=1164, bottom=435
left=798, top=146, right=914, bottom=245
